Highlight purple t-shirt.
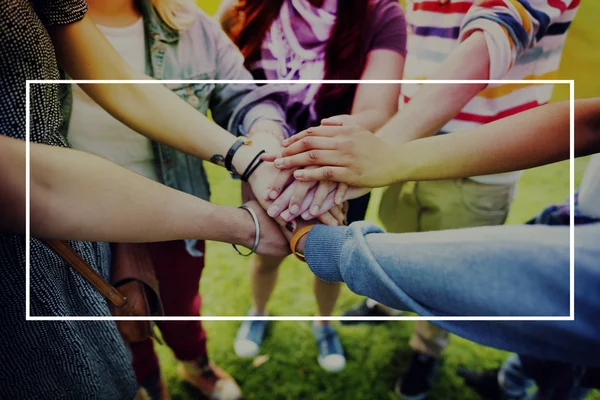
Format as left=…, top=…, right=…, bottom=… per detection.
left=247, top=0, right=407, bottom=133
left=364, top=0, right=408, bottom=57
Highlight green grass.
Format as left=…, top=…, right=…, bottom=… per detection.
left=152, top=2, right=600, bottom=399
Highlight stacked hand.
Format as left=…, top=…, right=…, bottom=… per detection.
left=258, top=116, right=400, bottom=224
left=246, top=130, right=346, bottom=228
left=241, top=116, right=392, bottom=257
left=241, top=129, right=349, bottom=257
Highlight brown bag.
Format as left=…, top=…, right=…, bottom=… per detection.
left=43, top=239, right=164, bottom=344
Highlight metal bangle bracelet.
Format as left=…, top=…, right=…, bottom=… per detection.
left=232, top=205, right=260, bottom=256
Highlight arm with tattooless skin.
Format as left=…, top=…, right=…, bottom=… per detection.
left=0, top=135, right=290, bottom=257
left=266, top=98, right=600, bottom=189
left=49, top=14, right=284, bottom=214
left=266, top=0, right=580, bottom=214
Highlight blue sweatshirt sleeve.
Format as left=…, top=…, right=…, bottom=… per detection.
left=304, top=221, right=600, bottom=366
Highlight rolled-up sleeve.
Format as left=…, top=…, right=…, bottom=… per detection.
left=458, top=0, right=578, bottom=79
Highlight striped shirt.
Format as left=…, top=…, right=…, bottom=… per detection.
left=401, top=0, right=580, bottom=184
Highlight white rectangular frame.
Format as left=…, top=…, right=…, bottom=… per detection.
left=25, top=79, right=575, bottom=321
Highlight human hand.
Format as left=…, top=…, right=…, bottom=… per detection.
left=267, top=183, right=347, bottom=225
left=245, top=131, right=287, bottom=211
left=247, top=131, right=344, bottom=226
left=263, top=117, right=353, bottom=203
left=241, top=200, right=291, bottom=257
left=265, top=123, right=398, bottom=188
left=264, top=166, right=342, bottom=222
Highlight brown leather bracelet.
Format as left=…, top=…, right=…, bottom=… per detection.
left=290, top=225, right=316, bottom=262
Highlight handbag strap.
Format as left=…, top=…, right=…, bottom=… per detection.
left=43, top=239, right=129, bottom=309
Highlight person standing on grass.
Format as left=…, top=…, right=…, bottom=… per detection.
left=63, top=1, right=291, bottom=399
left=218, top=0, right=407, bottom=373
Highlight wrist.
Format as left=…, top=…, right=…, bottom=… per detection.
left=233, top=206, right=257, bottom=249
left=296, top=235, right=307, bottom=255
left=392, top=142, right=424, bottom=183
left=231, top=144, right=261, bottom=176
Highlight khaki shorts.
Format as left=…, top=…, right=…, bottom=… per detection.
left=378, top=178, right=516, bottom=234
left=378, top=178, right=516, bottom=357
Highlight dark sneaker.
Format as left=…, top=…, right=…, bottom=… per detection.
left=312, top=322, right=346, bottom=372
left=341, top=300, right=391, bottom=325
left=395, top=352, right=439, bottom=400
left=234, top=311, right=268, bottom=358
left=457, top=367, right=524, bottom=400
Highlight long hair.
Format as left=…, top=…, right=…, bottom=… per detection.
left=224, top=0, right=371, bottom=118
left=152, top=0, right=196, bottom=31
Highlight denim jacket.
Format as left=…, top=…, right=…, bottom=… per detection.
left=59, top=0, right=288, bottom=202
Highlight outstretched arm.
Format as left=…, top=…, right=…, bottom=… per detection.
left=49, top=15, right=259, bottom=177
left=376, top=0, right=578, bottom=144
left=272, top=98, right=600, bottom=188
left=296, top=221, right=600, bottom=366
left=376, top=32, right=489, bottom=144
left=0, top=135, right=289, bottom=257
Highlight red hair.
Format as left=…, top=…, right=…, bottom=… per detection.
left=224, top=0, right=371, bottom=118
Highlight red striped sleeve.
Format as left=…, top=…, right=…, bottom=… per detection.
left=548, top=0, right=568, bottom=13
left=413, top=1, right=472, bottom=13
left=475, top=0, right=508, bottom=9
left=402, top=95, right=544, bottom=124
left=454, top=101, right=542, bottom=124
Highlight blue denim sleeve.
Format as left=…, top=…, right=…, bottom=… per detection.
left=304, top=222, right=600, bottom=366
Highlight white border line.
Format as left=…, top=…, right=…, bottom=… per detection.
left=26, top=79, right=574, bottom=321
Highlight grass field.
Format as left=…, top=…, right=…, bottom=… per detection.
left=155, top=2, right=600, bottom=399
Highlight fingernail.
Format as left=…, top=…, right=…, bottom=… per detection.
left=274, top=159, right=283, bottom=168
left=290, top=204, right=299, bottom=215
left=267, top=205, right=279, bottom=217
left=310, top=206, right=319, bottom=215
left=335, top=196, right=342, bottom=205
left=269, top=190, right=279, bottom=200
left=343, top=219, right=348, bottom=226
left=282, top=211, right=294, bottom=221
left=294, top=171, right=304, bottom=179
left=285, top=221, right=294, bottom=232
